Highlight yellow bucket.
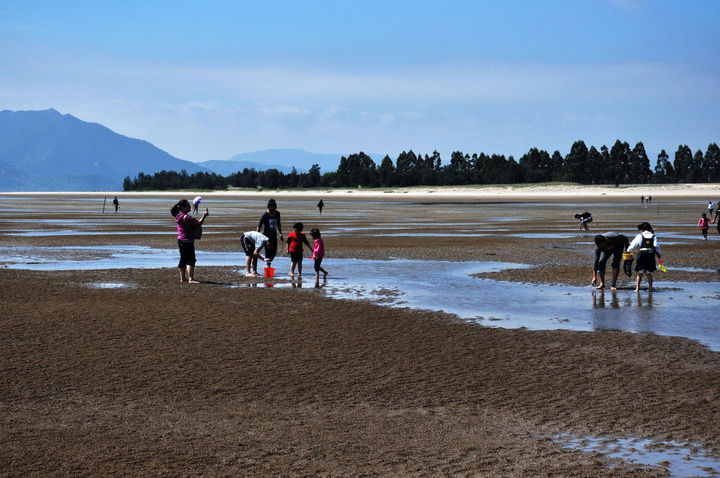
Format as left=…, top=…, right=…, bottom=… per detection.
left=622, top=253, right=634, bottom=260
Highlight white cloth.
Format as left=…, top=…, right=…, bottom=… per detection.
left=193, top=196, right=202, bottom=206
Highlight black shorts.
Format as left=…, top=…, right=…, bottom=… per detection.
left=241, top=236, right=255, bottom=257
left=313, top=257, right=323, bottom=272
left=290, top=251, right=303, bottom=263
left=177, top=240, right=196, bottom=268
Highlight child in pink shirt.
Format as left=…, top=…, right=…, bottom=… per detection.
left=698, top=213, right=710, bottom=240
left=309, top=228, right=328, bottom=281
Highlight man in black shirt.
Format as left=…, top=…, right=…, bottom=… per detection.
left=592, top=232, right=629, bottom=290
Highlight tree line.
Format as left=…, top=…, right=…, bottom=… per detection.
left=123, top=140, right=720, bottom=191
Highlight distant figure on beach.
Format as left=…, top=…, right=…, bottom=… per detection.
left=240, top=231, right=270, bottom=277
left=647, top=195, right=652, bottom=203
left=112, top=196, right=119, bottom=212
left=192, top=196, right=202, bottom=214
left=592, top=232, right=629, bottom=291
left=698, top=213, right=710, bottom=240
left=257, top=199, right=283, bottom=267
left=171, top=199, right=209, bottom=283
left=574, top=211, right=592, bottom=230
left=317, top=199, right=324, bottom=214
left=309, top=228, right=328, bottom=283
left=286, top=222, right=311, bottom=278
left=627, top=222, right=661, bottom=292
left=708, top=201, right=715, bottom=217
left=712, top=202, right=720, bottom=236
left=640, top=195, right=644, bottom=204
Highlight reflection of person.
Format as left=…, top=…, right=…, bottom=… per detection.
left=171, top=199, right=209, bottom=283
left=574, top=211, right=592, bottom=230
left=112, top=196, right=119, bottom=212
left=257, top=199, right=283, bottom=265
left=627, top=222, right=661, bottom=293
left=698, top=213, right=710, bottom=240
left=592, top=232, right=629, bottom=291
left=317, top=199, right=324, bottom=214
left=240, top=231, right=270, bottom=277
left=286, top=222, right=311, bottom=278
left=309, top=228, right=328, bottom=281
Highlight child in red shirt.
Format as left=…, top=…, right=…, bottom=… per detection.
left=286, top=222, right=311, bottom=277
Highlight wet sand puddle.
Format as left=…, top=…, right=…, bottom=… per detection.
left=550, top=434, right=720, bottom=477
left=2, top=246, right=718, bottom=351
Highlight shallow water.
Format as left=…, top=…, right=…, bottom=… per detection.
left=2, top=246, right=718, bottom=351
left=552, top=433, right=720, bottom=477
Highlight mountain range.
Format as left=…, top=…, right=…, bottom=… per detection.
left=0, top=109, right=349, bottom=191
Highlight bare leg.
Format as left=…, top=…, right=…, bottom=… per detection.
left=610, top=268, right=620, bottom=291
left=647, top=273, right=653, bottom=292
left=635, top=273, right=641, bottom=292
left=187, top=265, right=199, bottom=283
left=595, top=271, right=605, bottom=289
left=245, top=256, right=254, bottom=277
left=297, top=260, right=303, bottom=277
left=290, top=262, right=296, bottom=277
left=179, top=268, right=187, bottom=282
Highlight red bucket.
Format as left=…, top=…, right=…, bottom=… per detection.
left=264, top=267, right=275, bottom=278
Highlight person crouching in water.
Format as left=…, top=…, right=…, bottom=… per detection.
left=286, top=222, right=311, bottom=278
left=627, top=222, right=661, bottom=292
left=172, top=199, right=209, bottom=283
left=592, top=232, right=629, bottom=291
left=309, top=228, right=328, bottom=281
left=240, top=231, right=270, bottom=277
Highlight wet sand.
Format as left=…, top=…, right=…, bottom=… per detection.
left=1, top=189, right=719, bottom=476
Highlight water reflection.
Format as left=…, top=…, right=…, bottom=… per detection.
left=1, top=245, right=718, bottom=351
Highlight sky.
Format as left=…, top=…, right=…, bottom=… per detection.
left=1, top=0, right=719, bottom=165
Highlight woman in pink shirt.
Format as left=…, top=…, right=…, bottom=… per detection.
left=309, top=228, right=328, bottom=281
left=171, top=199, right=209, bottom=283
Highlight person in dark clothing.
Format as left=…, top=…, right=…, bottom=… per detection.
left=592, top=232, right=629, bottom=291
left=317, top=199, right=324, bottom=214
left=112, top=196, right=119, bottom=213
left=574, top=211, right=592, bottom=230
left=257, top=199, right=283, bottom=265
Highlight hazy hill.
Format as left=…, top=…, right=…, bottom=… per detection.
left=0, top=109, right=207, bottom=191
left=201, top=149, right=344, bottom=175
left=197, top=158, right=295, bottom=176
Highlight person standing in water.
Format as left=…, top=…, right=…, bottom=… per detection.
left=317, top=199, right=324, bottom=214
left=257, top=199, right=283, bottom=266
left=592, top=232, right=629, bottom=291
left=172, top=199, right=209, bottom=283
left=286, top=222, right=311, bottom=278
left=112, top=196, right=119, bottom=213
left=698, top=213, right=710, bottom=240
left=627, top=222, right=661, bottom=292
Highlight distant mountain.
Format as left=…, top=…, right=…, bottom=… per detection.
left=0, top=109, right=207, bottom=191
left=196, top=158, right=295, bottom=176
left=204, top=149, right=344, bottom=175
left=198, top=149, right=388, bottom=176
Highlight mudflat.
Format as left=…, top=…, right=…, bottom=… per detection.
left=1, top=188, right=719, bottom=476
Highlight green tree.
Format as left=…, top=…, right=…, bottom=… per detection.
left=564, top=140, right=589, bottom=183
left=673, top=145, right=693, bottom=182
left=704, top=143, right=720, bottom=182
left=653, top=150, right=675, bottom=183
left=629, top=142, right=652, bottom=183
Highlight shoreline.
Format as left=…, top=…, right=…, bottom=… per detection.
left=2, top=183, right=720, bottom=200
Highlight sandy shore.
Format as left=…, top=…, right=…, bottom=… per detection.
left=1, top=192, right=719, bottom=476
left=4, top=182, right=720, bottom=200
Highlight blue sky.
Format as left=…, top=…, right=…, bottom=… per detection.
left=1, top=0, right=718, bottom=165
